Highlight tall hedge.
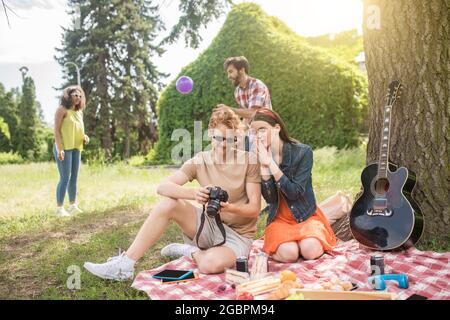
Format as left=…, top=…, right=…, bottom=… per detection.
left=152, top=3, right=367, bottom=163
left=306, top=29, right=364, bottom=67
left=0, top=116, right=11, bottom=152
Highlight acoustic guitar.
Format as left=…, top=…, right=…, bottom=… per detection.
left=350, top=80, right=424, bottom=251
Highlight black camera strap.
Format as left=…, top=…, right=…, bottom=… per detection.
left=195, top=205, right=227, bottom=250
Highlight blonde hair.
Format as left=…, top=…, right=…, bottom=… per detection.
left=208, top=105, right=244, bottom=133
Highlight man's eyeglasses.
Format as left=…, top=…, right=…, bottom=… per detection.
left=212, top=136, right=237, bottom=144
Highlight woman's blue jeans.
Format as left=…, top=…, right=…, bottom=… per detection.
left=53, top=144, right=81, bottom=205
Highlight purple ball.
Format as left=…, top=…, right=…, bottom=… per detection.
left=176, top=76, right=194, bottom=94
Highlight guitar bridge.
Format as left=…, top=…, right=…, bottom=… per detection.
left=367, top=208, right=393, bottom=217
left=366, top=198, right=393, bottom=216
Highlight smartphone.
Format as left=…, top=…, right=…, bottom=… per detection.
left=152, top=269, right=193, bottom=281
left=161, top=272, right=197, bottom=284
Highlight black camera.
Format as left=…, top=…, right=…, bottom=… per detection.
left=206, top=186, right=229, bottom=218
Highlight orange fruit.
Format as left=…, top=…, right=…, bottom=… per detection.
left=280, top=270, right=297, bottom=283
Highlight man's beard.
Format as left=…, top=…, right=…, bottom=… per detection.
left=232, top=74, right=243, bottom=87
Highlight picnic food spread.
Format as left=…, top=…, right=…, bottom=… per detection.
left=231, top=251, right=399, bottom=300
left=234, top=271, right=396, bottom=300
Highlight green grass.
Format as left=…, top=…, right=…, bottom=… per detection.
left=0, top=162, right=177, bottom=299
left=0, top=147, right=446, bottom=299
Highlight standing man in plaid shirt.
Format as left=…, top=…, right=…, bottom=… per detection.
left=219, top=56, right=272, bottom=150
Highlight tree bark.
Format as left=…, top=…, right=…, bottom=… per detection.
left=123, top=113, right=130, bottom=160
left=363, top=0, right=449, bottom=244
left=97, top=51, right=113, bottom=159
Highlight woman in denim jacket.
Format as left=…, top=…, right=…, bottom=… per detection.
left=250, top=109, right=336, bottom=262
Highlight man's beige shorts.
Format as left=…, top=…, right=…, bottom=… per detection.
left=183, top=206, right=253, bottom=258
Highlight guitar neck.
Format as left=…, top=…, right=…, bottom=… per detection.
left=377, top=104, right=393, bottom=178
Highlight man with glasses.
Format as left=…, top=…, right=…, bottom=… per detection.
left=83, top=107, right=261, bottom=279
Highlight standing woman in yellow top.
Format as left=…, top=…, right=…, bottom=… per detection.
left=53, top=85, right=89, bottom=216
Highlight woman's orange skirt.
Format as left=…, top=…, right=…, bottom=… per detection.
left=263, top=195, right=337, bottom=255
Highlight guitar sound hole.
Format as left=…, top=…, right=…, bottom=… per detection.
left=375, top=178, right=390, bottom=194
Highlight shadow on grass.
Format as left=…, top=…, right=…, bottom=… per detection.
left=0, top=201, right=187, bottom=299
left=1, top=200, right=447, bottom=299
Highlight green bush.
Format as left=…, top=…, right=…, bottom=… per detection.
left=305, top=29, right=364, bottom=67
left=152, top=3, right=368, bottom=164
left=144, top=148, right=171, bottom=165
left=35, top=126, right=54, bottom=162
left=82, top=148, right=110, bottom=166
left=0, top=152, right=25, bottom=165
left=0, top=116, right=11, bottom=152
left=127, top=155, right=146, bottom=167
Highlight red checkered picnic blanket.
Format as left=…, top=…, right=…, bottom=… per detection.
left=131, top=239, right=450, bottom=300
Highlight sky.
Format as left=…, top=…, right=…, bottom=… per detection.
left=0, top=0, right=363, bottom=124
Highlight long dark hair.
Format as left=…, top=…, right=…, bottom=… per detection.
left=60, top=85, right=86, bottom=111
left=252, top=109, right=298, bottom=144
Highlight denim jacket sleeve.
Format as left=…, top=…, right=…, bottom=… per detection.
left=261, top=176, right=278, bottom=203
left=277, top=146, right=313, bottom=201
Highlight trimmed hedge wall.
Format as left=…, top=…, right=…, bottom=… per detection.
left=152, top=3, right=368, bottom=163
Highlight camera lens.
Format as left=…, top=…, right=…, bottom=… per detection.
left=206, top=199, right=221, bottom=217
left=205, top=187, right=229, bottom=218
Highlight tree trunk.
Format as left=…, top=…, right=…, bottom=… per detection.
left=123, top=113, right=130, bottom=159
left=363, top=0, right=449, bottom=245
left=97, top=52, right=113, bottom=159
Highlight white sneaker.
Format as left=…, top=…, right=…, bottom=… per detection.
left=68, top=204, right=83, bottom=215
left=84, top=251, right=135, bottom=281
left=161, top=243, right=199, bottom=259
left=56, top=207, right=71, bottom=217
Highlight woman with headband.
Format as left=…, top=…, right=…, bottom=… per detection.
left=250, top=109, right=336, bottom=262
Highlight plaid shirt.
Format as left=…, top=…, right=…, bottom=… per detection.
left=234, top=77, right=272, bottom=110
